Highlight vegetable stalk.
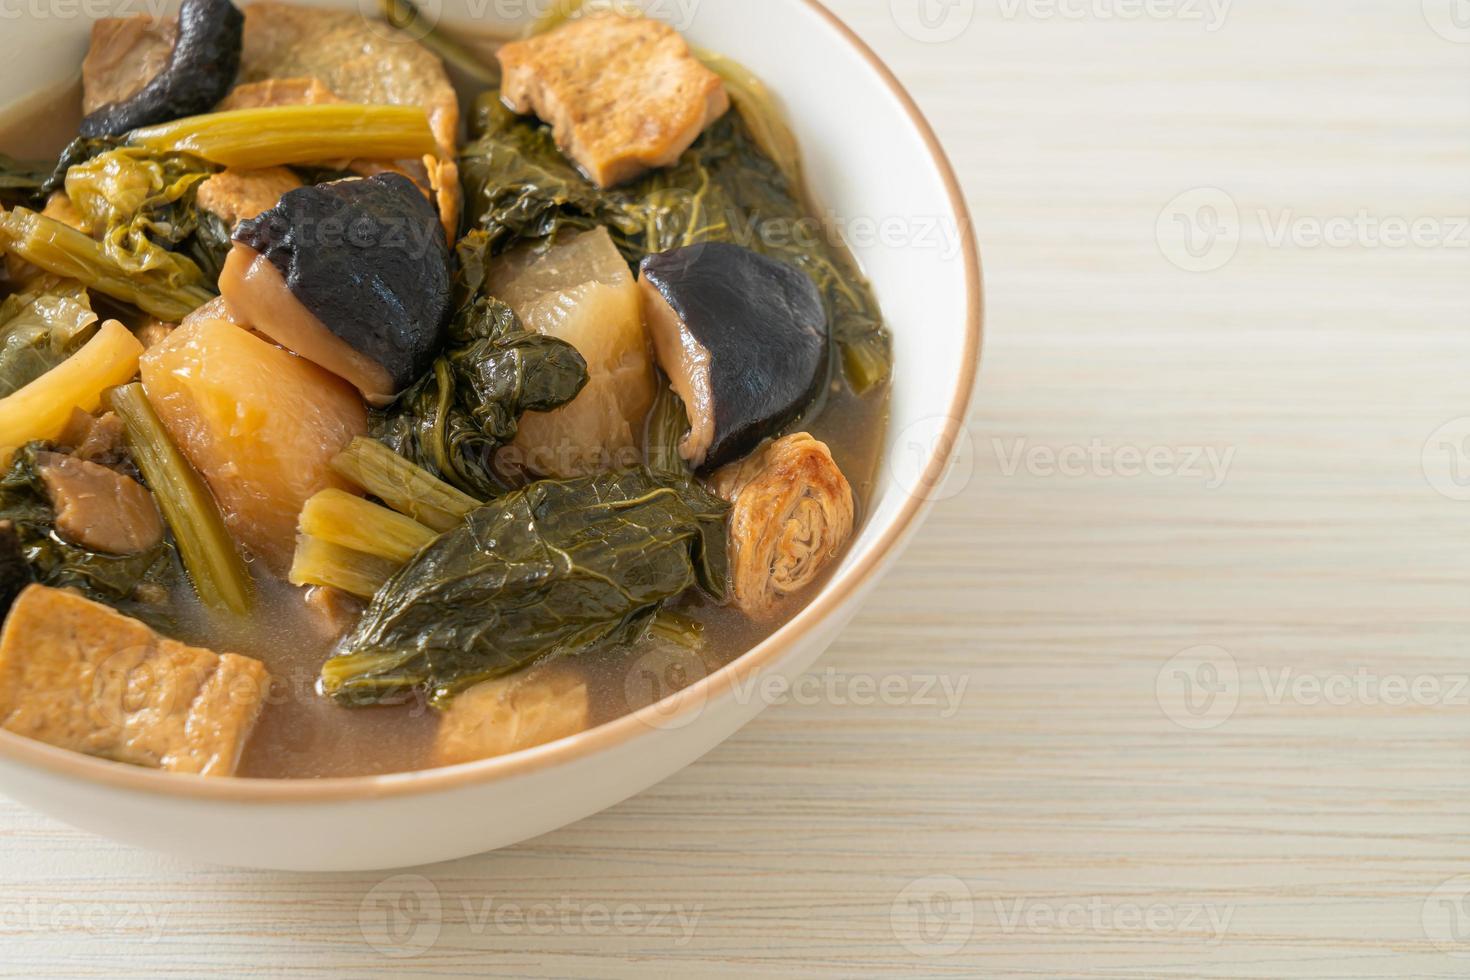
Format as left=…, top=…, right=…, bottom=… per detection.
left=288, top=535, right=399, bottom=599
left=330, top=437, right=479, bottom=533
left=128, top=105, right=439, bottom=170
left=0, top=207, right=213, bottom=321
left=109, top=383, right=254, bottom=615
left=298, top=489, right=438, bottom=565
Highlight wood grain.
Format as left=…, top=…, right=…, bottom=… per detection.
left=4, top=1, right=1470, bottom=975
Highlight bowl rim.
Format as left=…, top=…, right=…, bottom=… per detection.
left=0, top=0, right=984, bottom=804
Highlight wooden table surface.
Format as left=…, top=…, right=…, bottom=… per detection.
left=5, top=1, right=1470, bottom=976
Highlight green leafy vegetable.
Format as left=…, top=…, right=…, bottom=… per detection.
left=643, top=378, right=691, bottom=478
left=109, top=383, right=254, bottom=615
left=63, top=147, right=214, bottom=297
left=461, top=95, right=891, bottom=393
left=321, top=466, right=729, bottom=706
left=373, top=232, right=589, bottom=498
left=0, top=154, right=48, bottom=206
left=0, top=442, right=180, bottom=622
left=0, top=277, right=99, bottom=398
left=0, top=207, right=213, bottom=321
left=0, top=520, right=30, bottom=616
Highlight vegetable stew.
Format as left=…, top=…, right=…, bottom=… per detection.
left=0, top=1, right=890, bottom=779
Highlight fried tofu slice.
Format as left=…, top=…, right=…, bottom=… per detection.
left=196, top=166, right=303, bottom=228
left=433, top=663, right=591, bottom=767
left=497, top=13, right=729, bottom=188
left=0, top=586, right=270, bottom=776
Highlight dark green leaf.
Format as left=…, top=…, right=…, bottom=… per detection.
left=0, top=153, right=48, bottom=206
left=0, top=443, right=182, bottom=628
left=321, top=466, right=728, bottom=706
left=0, top=278, right=99, bottom=398
left=372, top=231, right=588, bottom=498
left=461, top=93, right=893, bottom=393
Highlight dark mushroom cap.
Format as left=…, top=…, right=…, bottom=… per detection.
left=233, top=174, right=453, bottom=394
left=80, top=0, right=244, bottom=139
left=640, top=242, right=828, bottom=471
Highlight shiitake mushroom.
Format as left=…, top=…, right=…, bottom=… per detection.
left=638, top=242, right=828, bottom=471
left=221, top=174, right=452, bottom=405
left=79, top=0, right=245, bottom=139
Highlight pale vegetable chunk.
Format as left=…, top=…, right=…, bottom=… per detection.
left=433, top=663, right=591, bottom=766
left=139, top=317, right=368, bottom=572
left=497, top=12, right=729, bottom=188
left=0, top=320, right=144, bottom=465
left=489, top=227, right=655, bottom=478
left=0, top=585, right=269, bottom=777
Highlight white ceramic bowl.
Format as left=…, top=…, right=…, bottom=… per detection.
left=0, top=0, right=980, bottom=870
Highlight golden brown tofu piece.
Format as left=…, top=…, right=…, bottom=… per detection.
left=497, top=13, right=729, bottom=188
left=81, top=16, right=178, bottom=115
left=239, top=5, right=459, bottom=159
left=233, top=6, right=464, bottom=240
left=218, top=76, right=343, bottom=110
left=35, top=451, right=163, bottom=556
left=0, top=586, right=270, bottom=776
left=433, top=663, right=591, bottom=767
left=196, top=167, right=304, bottom=229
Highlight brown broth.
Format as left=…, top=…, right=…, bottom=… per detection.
left=0, top=49, right=890, bottom=779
